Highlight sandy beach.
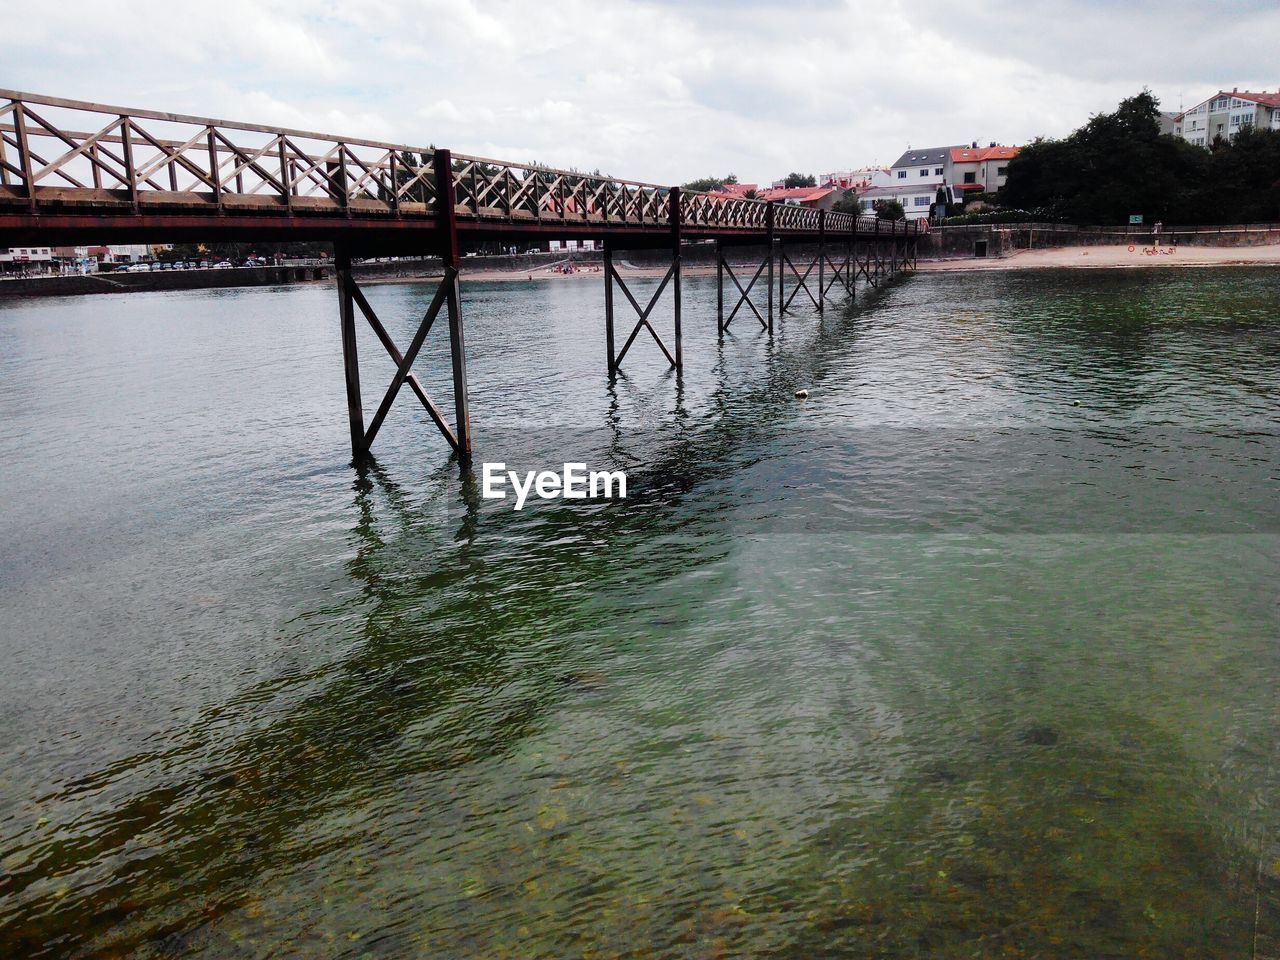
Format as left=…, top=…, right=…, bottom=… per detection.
left=917, top=243, right=1280, bottom=271
left=354, top=243, right=1280, bottom=285
left=362, top=261, right=726, bottom=284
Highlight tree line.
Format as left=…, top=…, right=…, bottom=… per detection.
left=680, top=171, right=818, bottom=195
left=999, top=91, right=1280, bottom=225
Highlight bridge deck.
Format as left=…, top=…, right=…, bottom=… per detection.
left=0, top=89, right=920, bottom=251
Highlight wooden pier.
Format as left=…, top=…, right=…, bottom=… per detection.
left=0, top=89, right=920, bottom=462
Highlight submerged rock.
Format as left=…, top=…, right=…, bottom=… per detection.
left=556, top=671, right=609, bottom=695
left=1022, top=725, right=1060, bottom=746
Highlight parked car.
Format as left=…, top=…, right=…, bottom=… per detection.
left=213, top=261, right=233, bottom=269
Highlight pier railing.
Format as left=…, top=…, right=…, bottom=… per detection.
left=0, top=90, right=443, bottom=215
left=0, top=89, right=921, bottom=238
left=447, top=154, right=670, bottom=225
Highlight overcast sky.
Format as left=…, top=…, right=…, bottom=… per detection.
left=4, top=0, right=1278, bottom=185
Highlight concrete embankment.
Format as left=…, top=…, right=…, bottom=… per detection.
left=0, top=264, right=329, bottom=299
left=921, top=223, right=1280, bottom=260
left=1, top=250, right=620, bottom=298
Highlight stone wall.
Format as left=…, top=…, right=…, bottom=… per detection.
left=921, top=223, right=1280, bottom=259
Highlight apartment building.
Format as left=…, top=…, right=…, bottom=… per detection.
left=948, top=143, right=1019, bottom=196
left=879, top=141, right=1019, bottom=217
left=1178, top=89, right=1280, bottom=147
left=889, top=146, right=960, bottom=188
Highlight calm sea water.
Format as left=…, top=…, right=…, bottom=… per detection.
left=0, top=267, right=1277, bottom=958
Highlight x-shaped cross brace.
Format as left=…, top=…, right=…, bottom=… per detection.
left=821, top=251, right=852, bottom=300
left=349, top=269, right=464, bottom=453
left=780, top=250, right=821, bottom=313
left=855, top=247, right=881, bottom=285
left=609, top=259, right=678, bottom=369
left=721, top=256, right=770, bottom=331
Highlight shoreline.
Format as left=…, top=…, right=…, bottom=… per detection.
left=5, top=243, right=1278, bottom=298
left=361, top=263, right=727, bottom=284
left=916, top=243, right=1280, bottom=272
left=368, top=244, right=1280, bottom=284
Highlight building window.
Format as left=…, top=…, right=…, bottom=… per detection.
left=912, top=196, right=929, bottom=206
left=963, top=172, right=976, bottom=184
left=897, top=170, right=906, bottom=179
left=934, top=167, right=943, bottom=175
left=919, top=169, right=929, bottom=177
left=996, top=166, right=1008, bottom=176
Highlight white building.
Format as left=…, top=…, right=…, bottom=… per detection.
left=818, top=167, right=893, bottom=190
left=947, top=144, right=1020, bottom=195
left=1177, top=89, right=1280, bottom=147
left=0, top=246, right=54, bottom=274
left=1, top=246, right=101, bottom=275
left=105, top=244, right=152, bottom=263
left=856, top=183, right=958, bottom=221
left=547, top=239, right=601, bottom=252
left=889, top=145, right=962, bottom=189
left=0, top=246, right=53, bottom=263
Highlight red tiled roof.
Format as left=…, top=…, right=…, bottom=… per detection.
left=712, top=183, right=758, bottom=197
left=754, top=186, right=834, bottom=203
left=949, top=145, right=1020, bottom=163
left=1221, top=90, right=1280, bottom=108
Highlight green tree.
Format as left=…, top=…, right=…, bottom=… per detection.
left=1187, top=126, right=1280, bottom=223
left=783, top=172, right=817, bottom=188
left=682, top=173, right=738, bottom=192
left=999, top=90, right=1209, bottom=224
left=831, top=188, right=860, bottom=214
left=874, top=198, right=906, bottom=220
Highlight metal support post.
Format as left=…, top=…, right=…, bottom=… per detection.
left=434, top=148, right=471, bottom=458
left=335, top=242, right=365, bottom=460
left=604, top=239, right=617, bottom=373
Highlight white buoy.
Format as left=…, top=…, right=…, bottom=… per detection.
left=795, top=389, right=809, bottom=399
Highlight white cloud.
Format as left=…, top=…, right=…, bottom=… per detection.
left=419, top=100, right=465, bottom=123
left=3, top=0, right=1277, bottom=185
